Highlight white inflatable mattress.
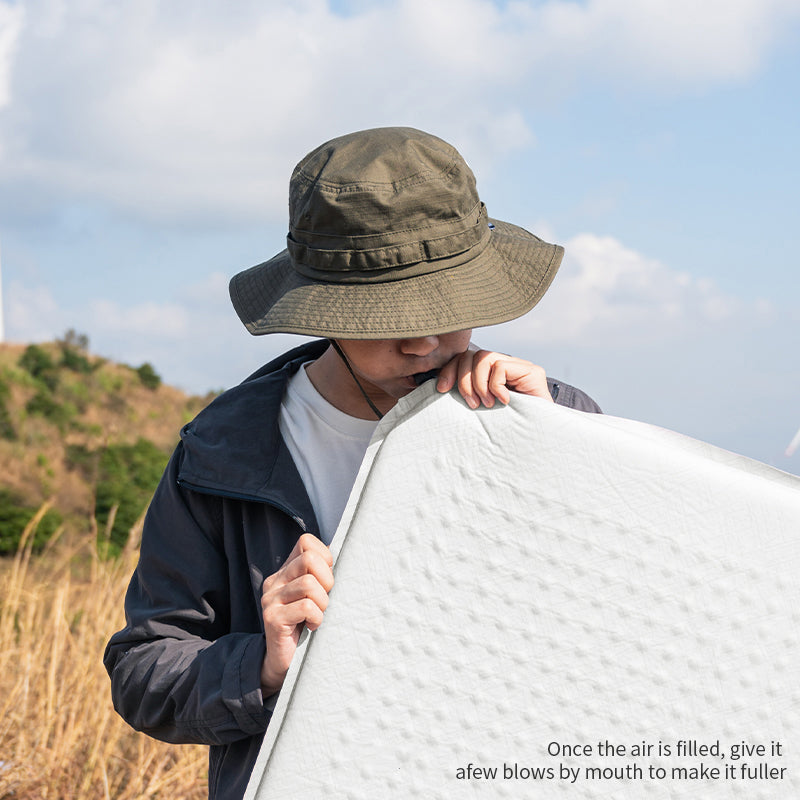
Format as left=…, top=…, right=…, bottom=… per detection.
left=245, top=382, right=800, bottom=799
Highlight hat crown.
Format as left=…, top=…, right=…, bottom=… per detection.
left=286, top=128, right=487, bottom=279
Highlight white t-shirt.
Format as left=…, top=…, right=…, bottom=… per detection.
left=279, top=363, right=378, bottom=544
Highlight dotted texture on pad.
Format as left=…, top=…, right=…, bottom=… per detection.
left=245, top=383, right=800, bottom=799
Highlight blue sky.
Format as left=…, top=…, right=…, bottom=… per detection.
left=1, top=0, right=798, bottom=471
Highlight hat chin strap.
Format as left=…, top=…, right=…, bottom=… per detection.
left=328, top=340, right=385, bottom=421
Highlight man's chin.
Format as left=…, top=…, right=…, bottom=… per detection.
left=393, top=376, right=420, bottom=395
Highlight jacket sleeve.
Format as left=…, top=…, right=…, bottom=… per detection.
left=103, top=445, right=270, bottom=745
left=548, top=378, right=602, bottom=414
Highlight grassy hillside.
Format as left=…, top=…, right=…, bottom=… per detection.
left=0, top=337, right=215, bottom=797
left=0, top=337, right=214, bottom=553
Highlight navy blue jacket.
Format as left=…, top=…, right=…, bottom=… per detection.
left=104, top=340, right=600, bottom=799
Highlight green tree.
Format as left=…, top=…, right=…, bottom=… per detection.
left=60, top=347, right=93, bottom=374
left=0, top=489, right=62, bottom=555
left=59, top=328, right=90, bottom=352
left=136, top=362, right=161, bottom=390
left=0, top=379, right=16, bottom=441
left=19, top=344, right=59, bottom=390
left=25, top=391, right=75, bottom=430
left=58, top=329, right=93, bottom=373
left=19, top=344, right=54, bottom=377
left=95, top=438, right=168, bottom=554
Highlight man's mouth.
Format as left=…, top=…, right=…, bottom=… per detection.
left=411, top=368, right=440, bottom=386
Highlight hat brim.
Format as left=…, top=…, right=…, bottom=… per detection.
left=229, top=219, right=563, bottom=339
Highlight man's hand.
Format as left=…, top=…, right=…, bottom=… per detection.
left=260, top=533, right=334, bottom=697
left=436, top=349, right=553, bottom=408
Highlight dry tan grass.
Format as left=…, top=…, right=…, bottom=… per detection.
left=0, top=507, right=208, bottom=799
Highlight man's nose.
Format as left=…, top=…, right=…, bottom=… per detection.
left=399, top=336, right=440, bottom=357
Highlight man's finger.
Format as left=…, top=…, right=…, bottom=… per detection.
left=285, top=532, right=333, bottom=565
left=436, top=354, right=459, bottom=393
left=264, top=549, right=334, bottom=594
left=263, top=595, right=326, bottom=633
left=456, top=351, right=480, bottom=408
left=471, top=351, right=500, bottom=406
left=487, top=361, right=512, bottom=405
left=270, top=573, right=331, bottom=612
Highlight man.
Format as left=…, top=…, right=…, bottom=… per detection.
left=105, top=127, right=600, bottom=799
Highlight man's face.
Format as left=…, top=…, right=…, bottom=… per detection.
left=336, top=330, right=472, bottom=401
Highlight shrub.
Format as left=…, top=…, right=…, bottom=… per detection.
left=58, top=328, right=93, bottom=373
left=60, top=346, right=93, bottom=374
left=62, top=377, right=90, bottom=413
left=96, top=370, right=123, bottom=393
left=65, top=443, right=98, bottom=479
left=0, top=404, right=15, bottom=441
left=136, top=362, right=161, bottom=390
left=59, top=328, right=90, bottom=352
left=19, top=344, right=59, bottom=392
left=95, top=438, right=168, bottom=554
left=0, top=489, right=62, bottom=555
left=18, top=344, right=54, bottom=378
left=25, top=391, right=75, bottom=430
left=0, top=379, right=15, bottom=441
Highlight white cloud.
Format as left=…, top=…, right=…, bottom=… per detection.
left=182, top=271, right=229, bottom=304
left=480, top=232, right=772, bottom=348
left=0, top=0, right=23, bottom=108
left=521, top=0, right=800, bottom=84
left=1, top=0, right=798, bottom=225
left=5, top=276, right=192, bottom=352
left=89, top=298, right=189, bottom=339
left=5, top=279, right=66, bottom=342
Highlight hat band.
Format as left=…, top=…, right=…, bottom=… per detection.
left=293, top=228, right=493, bottom=284
left=288, top=204, right=491, bottom=284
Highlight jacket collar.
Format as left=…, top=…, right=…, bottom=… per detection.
left=177, top=339, right=330, bottom=534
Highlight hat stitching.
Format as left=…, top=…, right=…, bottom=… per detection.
left=294, top=153, right=461, bottom=195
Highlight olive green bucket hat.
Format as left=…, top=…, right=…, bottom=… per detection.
left=229, top=126, right=563, bottom=339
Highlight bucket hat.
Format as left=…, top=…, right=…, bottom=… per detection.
left=229, top=127, right=563, bottom=339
